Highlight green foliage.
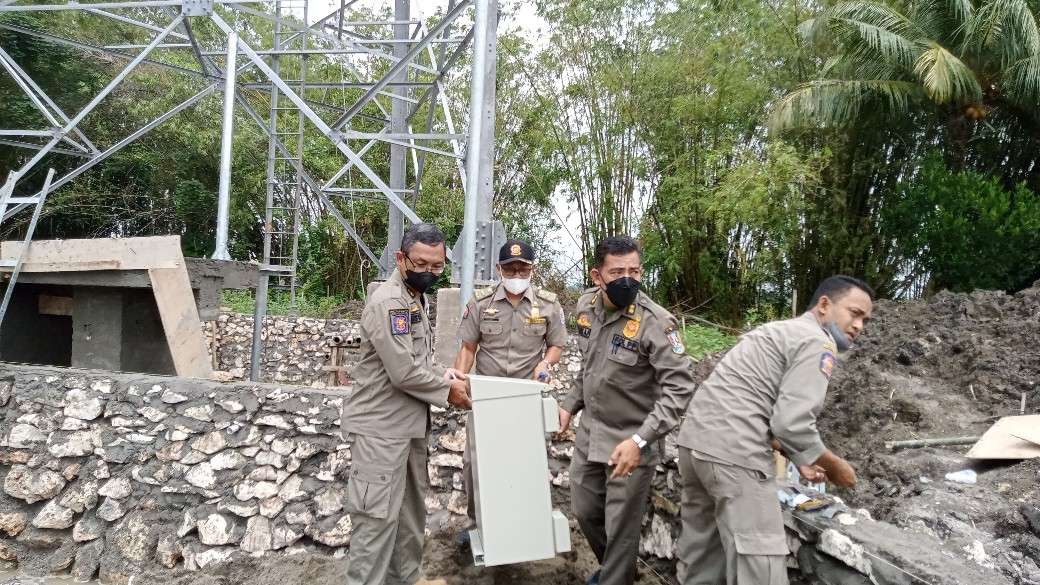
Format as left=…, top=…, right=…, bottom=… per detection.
left=681, top=323, right=738, bottom=359
left=884, top=155, right=1040, bottom=292
left=221, top=289, right=346, bottom=319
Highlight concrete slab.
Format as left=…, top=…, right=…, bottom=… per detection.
left=71, top=288, right=123, bottom=371
left=435, top=287, right=462, bottom=368
left=786, top=508, right=1011, bottom=585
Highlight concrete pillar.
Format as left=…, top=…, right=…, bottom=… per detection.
left=71, top=288, right=123, bottom=371
left=435, top=286, right=462, bottom=368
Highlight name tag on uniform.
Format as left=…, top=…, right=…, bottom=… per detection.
left=611, top=334, right=638, bottom=353
left=410, top=305, right=423, bottom=324
left=527, top=317, right=547, bottom=324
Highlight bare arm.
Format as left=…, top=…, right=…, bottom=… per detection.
left=454, top=341, right=478, bottom=374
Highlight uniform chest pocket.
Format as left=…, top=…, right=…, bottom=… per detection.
left=522, top=322, right=547, bottom=337
left=479, top=321, right=504, bottom=336
left=607, top=347, right=639, bottom=367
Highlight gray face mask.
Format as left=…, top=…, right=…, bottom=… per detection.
left=824, top=320, right=852, bottom=352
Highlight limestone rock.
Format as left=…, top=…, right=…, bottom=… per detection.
left=255, top=414, right=292, bottom=430
left=156, top=533, right=181, bottom=568
left=177, top=508, right=198, bottom=538
left=98, top=477, right=132, bottom=500
left=0, top=539, right=17, bottom=561
left=271, top=438, right=296, bottom=455
left=210, top=450, right=247, bottom=471
left=255, top=451, right=284, bottom=468
left=138, top=406, right=168, bottom=423
left=156, top=441, right=187, bottom=462
left=96, top=497, right=128, bottom=522
left=58, top=477, right=100, bottom=513
left=48, top=430, right=95, bottom=458
left=7, top=423, right=46, bottom=448
left=271, top=522, right=303, bottom=550
left=32, top=500, right=75, bottom=529
left=638, top=514, right=677, bottom=559
left=108, top=511, right=160, bottom=563
left=314, top=486, right=345, bottom=517
left=72, top=539, right=104, bottom=582
left=191, top=431, right=227, bottom=455
left=217, top=399, right=244, bottom=414
left=438, top=429, right=466, bottom=453
left=241, top=516, right=272, bottom=553
left=305, top=514, right=352, bottom=547
left=259, top=497, right=286, bottom=518
left=429, top=453, right=464, bottom=469
left=0, top=512, right=27, bottom=537
left=4, top=465, right=66, bottom=503
left=234, top=480, right=279, bottom=501
left=161, top=389, right=189, bottom=404
left=64, top=389, right=103, bottom=420
left=73, top=513, right=104, bottom=542
left=197, top=512, right=243, bottom=546
left=183, top=404, right=214, bottom=422
left=283, top=503, right=314, bottom=526
left=185, top=462, right=217, bottom=490
left=218, top=498, right=258, bottom=518
left=61, top=418, right=90, bottom=431
left=248, top=466, right=279, bottom=482
left=278, top=475, right=307, bottom=502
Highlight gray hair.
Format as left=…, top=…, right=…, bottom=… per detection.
left=400, top=223, right=446, bottom=253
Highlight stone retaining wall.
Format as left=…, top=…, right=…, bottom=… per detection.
left=0, top=360, right=685, bottom=584
left=206, top=314, right=362, bottom=386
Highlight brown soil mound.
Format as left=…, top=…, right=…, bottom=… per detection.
left=819, top=285, right=1040, bottom=583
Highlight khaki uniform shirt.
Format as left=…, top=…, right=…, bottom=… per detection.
left=341, top=269, right=450, bottom=439
left=677, top=312, right=837, bottom=475
left=561, top=289, right=696, bottom=464
left=457, top=283, right=568, bottom=378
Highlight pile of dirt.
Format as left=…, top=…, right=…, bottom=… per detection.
left=819, top=284, right=1040, bottom=583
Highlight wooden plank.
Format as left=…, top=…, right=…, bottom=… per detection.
left=38, top=294, right=73, bottom=316
left=148, top=264, right=213, bottom=379
left=966, top=415, right=1040, bottom=459
left=1011, top=424, right=1040, bottom=448
left=1, top=237, right=181, bottom=271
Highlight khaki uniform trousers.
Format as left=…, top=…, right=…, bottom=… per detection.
left=570, top=445, right=655, bottom=585
left=344, top=434, right=428, bottom=585
left=677, top=447, right=789, bottom=585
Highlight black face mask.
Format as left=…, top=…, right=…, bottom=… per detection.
left=404, top=269, right=438, bottom=294
left=604, top=276, right=641, bottom=308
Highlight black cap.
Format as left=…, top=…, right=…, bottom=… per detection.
left=498, top=239, right=534, bottom=264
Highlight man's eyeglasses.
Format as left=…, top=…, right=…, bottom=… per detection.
left=406, top=256, right=446, bottom=274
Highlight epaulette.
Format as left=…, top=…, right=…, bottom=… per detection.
left=536, top=288, right=558, bottom=303
left=474, top=286, right=495, bottom=301
left=582, top=286, right=599, bottom=294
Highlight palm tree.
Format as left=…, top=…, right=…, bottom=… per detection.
left=771, top=0, right=1040, bottom=131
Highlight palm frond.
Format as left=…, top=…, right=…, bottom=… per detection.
left=965, top=0, right=1040, bottom=65
left=913, top=42, right=983, bottom=103
left=1004, top=54, right=1040, bottom=105
left=835, top=17, right=923, bottom=70
left=770, top=79, right=920, bottom=130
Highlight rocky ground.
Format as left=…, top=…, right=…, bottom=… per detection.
left=819, top=284, right=1040, bottom=584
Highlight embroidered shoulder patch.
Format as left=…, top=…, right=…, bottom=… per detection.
left=820, top=351, right=836, bottom=379
left=389, top=309, right=411, bottom=335
left=666, top=328, right=685, bottom=354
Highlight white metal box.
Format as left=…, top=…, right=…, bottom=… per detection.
left=467, top=374, right=571, bottom=566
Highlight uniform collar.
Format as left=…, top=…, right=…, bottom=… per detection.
left=593, top=289, right=640, bottom=325
left=387, top=268, right=419, bottom=301
left=800, top=311, right=833, bottom=340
